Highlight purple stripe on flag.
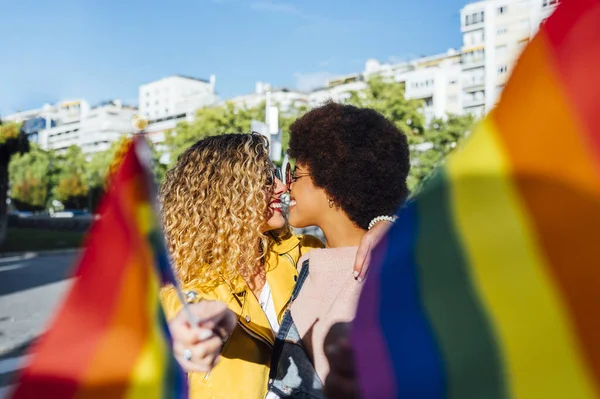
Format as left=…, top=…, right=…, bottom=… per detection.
left=352, top=235, right=397, bottom=398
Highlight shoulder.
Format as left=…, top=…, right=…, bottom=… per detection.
left=298, top=234, right=325, bottom=253
left=271, top=233, right=324, bottom=256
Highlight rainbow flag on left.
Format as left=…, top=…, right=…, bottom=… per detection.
left=8, top=137, right=188, bottom=399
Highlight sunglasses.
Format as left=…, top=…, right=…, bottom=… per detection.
left=285, top=163, right=310, bottom=191
left=265, top=166, right=283, bottom=187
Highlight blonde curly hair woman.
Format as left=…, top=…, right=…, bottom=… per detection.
left=160, top=133, right=323, bottom=399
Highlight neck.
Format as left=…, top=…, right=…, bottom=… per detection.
left=319, top=212, right=366, bottom=248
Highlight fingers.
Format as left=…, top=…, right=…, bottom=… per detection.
left=188, top=301, right=237, bottom=336
left=169, top=311, right=214, bottom=347
left=354, top=220, right=394, bottom=281
left=169, top=301, right=235, bottom=373
left=356, top=244, right=372, bottom=283
left=353, top=235, right=372, bottom=283
left=173, top=336, right=224, bottom=373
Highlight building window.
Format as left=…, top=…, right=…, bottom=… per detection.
left=462, top=49, right=485, bottom=64
left=498, top=65, right=508, bottom=74
left=496, top=44, right=508, bottom=56
left=465, top=11, right=485, bottom=26
left=498, top=6, right=507, bottom=14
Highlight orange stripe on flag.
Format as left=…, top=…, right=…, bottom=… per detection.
left=493, top=31, right=600, bottom=390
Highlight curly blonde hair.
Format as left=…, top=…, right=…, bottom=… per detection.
left=160, top=133, right=288, bottom=293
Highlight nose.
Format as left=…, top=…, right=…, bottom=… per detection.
left=274, top=177, right=287, bottom=196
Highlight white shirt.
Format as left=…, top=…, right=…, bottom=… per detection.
left=259, top=280, right=280, bottom=334
left=261, top=282, right=282, bottom=399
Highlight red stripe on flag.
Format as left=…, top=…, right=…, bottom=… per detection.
left=543, top=0, right=600, bottom=159
left=11, top=199, right=138, bottom=398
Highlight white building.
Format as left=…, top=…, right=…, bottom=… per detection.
left=361, top=49, right=463, bottom=122
left=308, top=74, right=367, bottom=108
left=460, top=0, right=560, bottom=116
left=6, top=99, right=136, bottom=155
left=228, top=82, right=309, bottom=114
left=139, top=75, right=218, bottom=121
left=78, top=100, right=137, bottom=154
left=37, top=100, right=90, bottom=152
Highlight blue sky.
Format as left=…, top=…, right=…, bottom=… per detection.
left=0, top=0, right=468, bottom=115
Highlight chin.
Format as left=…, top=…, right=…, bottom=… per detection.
left=288, top=215, right=309, bottom=229
left=265, top=214, right=286, bottom=231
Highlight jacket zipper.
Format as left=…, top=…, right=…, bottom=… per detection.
left=238, top=319, right=273, bottom=348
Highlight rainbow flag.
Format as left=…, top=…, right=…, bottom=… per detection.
left=353, top=0, right=600, bottom=398
left=9, top=137, right=187, bottom=399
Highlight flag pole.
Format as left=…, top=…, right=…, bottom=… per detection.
left=131, top=114, right=208, bottom=330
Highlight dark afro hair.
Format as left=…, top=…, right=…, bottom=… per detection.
left=288, top=102, right=410, bottom=230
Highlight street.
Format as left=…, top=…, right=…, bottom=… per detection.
left=0, top=252, right=77, bottom=398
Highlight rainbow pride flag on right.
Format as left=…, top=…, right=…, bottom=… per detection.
left=352, top=0, right=600, bottom=398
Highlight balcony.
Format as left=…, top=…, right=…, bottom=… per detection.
left=463, top=97, right=486, bottom=108
left=461, top=47, right=485, bottom=70
left=463, top=78, right=485, bottom=90
left=462, top=58, right=485, bottom=70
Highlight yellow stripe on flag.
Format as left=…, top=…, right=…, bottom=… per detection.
left=447, top=119, right=597, bottom=399
left=126, top=272, right=166, bottom=399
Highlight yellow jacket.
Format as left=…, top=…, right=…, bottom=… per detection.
left=162, top=234, right=324, bottom=399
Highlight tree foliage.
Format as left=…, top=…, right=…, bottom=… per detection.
left=164, top=101, right=302, bottom=166
left=9, top=144, right=51, bottom=210
left=346, top=76, right=476, bottom=192
left=347, top=76, right=427, bottom=144
left=409, top=114, right=476, bottom=190
left=6, top=78, right=475, bottom=212
left=164, top=102, right=266, bottom=164
left=0, top=123, right=20, bottom=144
left=52, top=145, right=88, bottom=208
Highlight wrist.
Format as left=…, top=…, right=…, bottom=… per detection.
left=368, top=215, right=397, bottom=230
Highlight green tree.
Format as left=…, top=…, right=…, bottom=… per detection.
left=347, top=76, right=426, bottom=144
left=345, top=76, right=476, bottom=191
left=84, top=136, right=167, bottom=211
left=9, top=144, right=50, bottom=211
left=0, top=121, right=30, bottom=242
left=53, top=145, right=88, bottom=209
left=164, top=102, right=266, bottom=164
left=409, top=114, right=476, bottom=191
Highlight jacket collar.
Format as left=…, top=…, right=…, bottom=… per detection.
left=270, top=233, right=302, bottom=255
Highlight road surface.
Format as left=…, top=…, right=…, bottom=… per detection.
left=0, top=252, right=77, bottom=398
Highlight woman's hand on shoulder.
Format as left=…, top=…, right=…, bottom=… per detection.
left=169, top=300, right=237, bottom=373
left=353, top=220, right=394, bottom=282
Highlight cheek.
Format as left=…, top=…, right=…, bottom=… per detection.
left=292, top=184, right=322, bottom=218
